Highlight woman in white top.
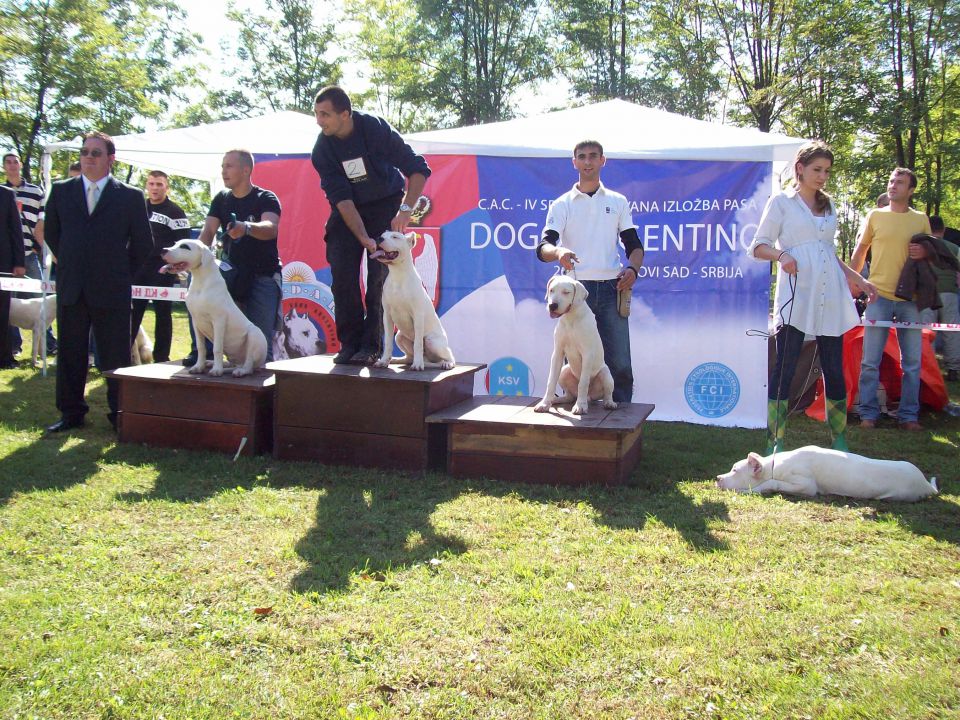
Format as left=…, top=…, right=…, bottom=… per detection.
left=750, top=141, right=876, bottom=453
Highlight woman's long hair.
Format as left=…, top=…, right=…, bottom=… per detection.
left=792, top=141, right=834, bottom=214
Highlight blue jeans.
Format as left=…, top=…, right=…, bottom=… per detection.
left=240, top=274, right=281, bottom=363
left=581, top=279, right=633, bottom=403
left=920, top=291, right=959, bottom=371
left=859, top=296, right=922, bottom=422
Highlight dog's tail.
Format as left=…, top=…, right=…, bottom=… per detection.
left=929, top=477, right=938, bottom=495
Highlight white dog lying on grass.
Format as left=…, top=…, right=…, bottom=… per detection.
left=372, top=231, right=455, bottom=371
left=716, top=446, right=938, bottom=502
left=161, top=239, right=267, bottom=377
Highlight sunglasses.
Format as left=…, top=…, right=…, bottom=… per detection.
left=79, top=148, right=106, bottom=157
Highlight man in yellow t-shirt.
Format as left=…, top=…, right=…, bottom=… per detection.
left=850, top=167, right=932, bottom=430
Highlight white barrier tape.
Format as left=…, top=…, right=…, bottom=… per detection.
left=859, top=319, right=960, bottom=332
left=0, top=277, right=52, bottom=292
left=1, top=276, right=187, bottom=302
left=130, top=285, right=188, bottom=302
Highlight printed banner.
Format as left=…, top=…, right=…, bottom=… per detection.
left=253, top=155, right=773, bottom=427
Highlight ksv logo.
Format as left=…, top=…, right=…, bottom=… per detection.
left=485, top=356, right=535, bottom=396
left=684, top=362, right=740, bottom=418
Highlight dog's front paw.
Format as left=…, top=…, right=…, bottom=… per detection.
left=188, top=363, right=206, bottom=375
left=209, top=364, right=224, bottom=377
left=440, top=360, right=455, bottom=370
left=534, top=400, right=552, bottom=413
left=603, top=399, right=618, bottom=410
left=232, top=367, right=252, bottom=377
left=572, top=401, right=589, bottom=415
left=410, top=359, right=425, bottom=371
left=373, top=356, right=390, bottom=368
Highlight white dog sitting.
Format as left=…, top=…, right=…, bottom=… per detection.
left=716, top=446, right=938, bottom=502
left=372, top=231, right=455, bottom=371
left=534, top=275, right=616, bottom=415
left=9, top=294, right=57, bottom=366
left=130, top=326, right=154, bottom=365
left=161, top=239, right=267, bottom=377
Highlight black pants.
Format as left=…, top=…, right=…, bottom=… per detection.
left=131, top=271, right=175, bottom=362
left=0, top=289, right=12, bottom=363
left=56, top=295, right=130, bottom=419
left=324, top=195, right=401, bottom=355
left=769, top=323, right=845, bottom=402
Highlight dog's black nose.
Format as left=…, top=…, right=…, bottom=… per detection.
left=548, top=302, right=558, bottom=312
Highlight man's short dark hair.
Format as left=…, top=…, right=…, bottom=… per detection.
left=225, top=149, right=255, bottom=170
left=148, top=170, right=169, bottom=180
left=876, top=192, right=889, bottom=208
left=929, top=215, right=945, bottom=233
left=83, top=131, right=115, bottom=156
left=68, top=161, right=81, bottom=173
left=891, top=166, right=918, bottom=189
left=573, top=140, right=604, bottom=157
left=315, top=86, right=351, bottom=114
left=2, top=151, right=19, bottom=163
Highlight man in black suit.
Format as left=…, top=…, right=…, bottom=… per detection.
left=43, top=131, right=153, bottom=432
left=0, top=184, right=25, bottom=368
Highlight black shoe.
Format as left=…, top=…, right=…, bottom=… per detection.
left=0, top=358, right=17, bottom=370
left=349, top=349, right=379, bottom=366
left=181, top=352, right=198, bottom=367
left=46, top=417, right=85, bottom=433
left=333, top=347, right=358, bottom=364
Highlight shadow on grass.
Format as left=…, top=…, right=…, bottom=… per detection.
left=0, top=369, right=112, bottom=506
left=289, top=470, right=470, bottom=594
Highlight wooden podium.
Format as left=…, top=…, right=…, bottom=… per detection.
left=111, top=363, right=275, bottom=456
left=426, top=395, right=655, bottom=485
left=268, top=356, right=486, bottom=471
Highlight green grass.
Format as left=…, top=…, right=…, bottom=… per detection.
left=1, top=307, right=958, bottom=719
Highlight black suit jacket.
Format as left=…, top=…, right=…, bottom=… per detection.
left=0, top=185, right=25, bottom=273
left=44, top=176, right=153, bottom=308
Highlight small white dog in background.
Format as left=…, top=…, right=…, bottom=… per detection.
left=372, top=231, right=455, bottom=371
left=130, top=326, right=154, bottom=365
left=716, top=446, right=938, bottom=502
left=9, top=294, right=57, bottom=366
left=161, top=239, right=267, bottom=377
left=534, top=275, right=616, bottom=415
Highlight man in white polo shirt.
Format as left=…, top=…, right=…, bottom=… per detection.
left=536, top=140, right=644, bottom=403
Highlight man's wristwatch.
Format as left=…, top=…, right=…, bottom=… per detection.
left=399, top=203, right=412, bottom=212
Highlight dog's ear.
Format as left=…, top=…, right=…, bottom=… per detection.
left=574, top=280, right=588, bottom=304
left=544, top=276, right=556, bottom=300
left=747, top=452, right=764, bottom=476
left=405, top=231, right=417, bottom=249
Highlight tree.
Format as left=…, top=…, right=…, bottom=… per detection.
left=223, top=0, right=341, bottom=114
left=0, top=0, right=202, bottom=181
left=706, top=0, right=792, bottom=132
left=552, top=0, right=639, bottom=102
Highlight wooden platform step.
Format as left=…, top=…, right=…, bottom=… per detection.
left=110, top=362, right=275, bottom=456
left=268, top=355, right=486, bottom=471
left=426, top=395, right=655, bottom=485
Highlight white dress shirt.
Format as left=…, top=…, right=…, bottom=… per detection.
left=750, top=189, right=859, bottom=337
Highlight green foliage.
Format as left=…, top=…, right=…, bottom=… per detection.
left=0, top=0, right=201, bottom=182
left=222, top=0, right=342, bottom=115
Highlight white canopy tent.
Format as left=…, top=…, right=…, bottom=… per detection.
left=41, top=110, right=320, bottom=188
left=407, top=99, right=805, bottom=161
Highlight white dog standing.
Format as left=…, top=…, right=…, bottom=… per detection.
left=9, top=294, right=57, bottom=366
left=716, top=446, right=938, bottom=502
left=161, top=239, right=267, bottom=377
left=372, top=231, right=455, bottom=371
left=535, top=275, right=617, bottom=415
